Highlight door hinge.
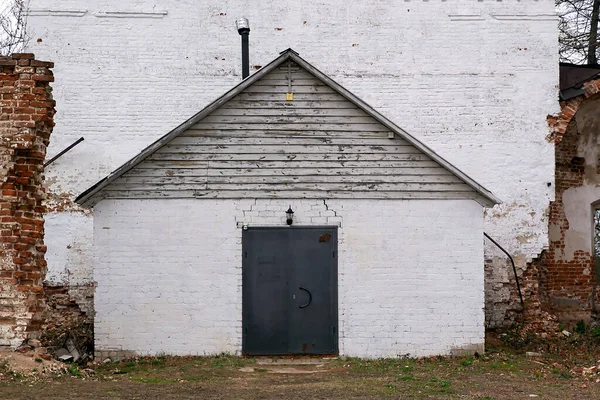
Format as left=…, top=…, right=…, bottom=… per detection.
left=245, top=251, right=248, bottom=259
left=332, top=251, right=335, bottom=258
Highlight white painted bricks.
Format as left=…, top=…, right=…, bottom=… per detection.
left=333, top=199, right=484, bottom=358
left=28, top=0, right=557, bottom=327
left=93, top=198, right=483, bottom=358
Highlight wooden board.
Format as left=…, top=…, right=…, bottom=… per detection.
left=101, top=60, right=481, bottom=203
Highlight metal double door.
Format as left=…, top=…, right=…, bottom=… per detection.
left=242, top=227, right=338, bottom=356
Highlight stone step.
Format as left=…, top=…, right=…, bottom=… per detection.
left=255, top=356, right=337, bottom=365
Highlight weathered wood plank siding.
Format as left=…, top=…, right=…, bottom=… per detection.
left=103, top=62, right=481, bottom=201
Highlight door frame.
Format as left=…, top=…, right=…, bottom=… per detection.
left=241, top=226, right=339, bottom=356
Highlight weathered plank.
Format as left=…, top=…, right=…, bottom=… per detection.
left=181, top=129, right=391, bottom=139
left=116, top=174, right=464, bottom=185
left=200, top=115, right=379, bottom=124
left=168, top=136, right=405, bottom=146
left=144, top=160, right=440, bottom=169
left=102, top=189, right=478, bottom=200
left=220, top=100, right=357, bottom=109
left=208, top=107, right=370, bottom=117
left=191, top=122, right=390, bottom=132
left=128, top=166, right=449, bottom=176
left=234, top=92, right=348, bottom=102
left=243, top=85, right=338, bottom=94
left=261, top=71, right=316, bottom=81
left=141, top=151, right=424, bottom=162
left=150, top=144, right=421, bottom=156
left=253, top=78, right=331, bottom=86
left=107, top=182, right=473, bottom=193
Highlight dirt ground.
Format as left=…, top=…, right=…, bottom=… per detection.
left=1, top=334, right=600, bottom=399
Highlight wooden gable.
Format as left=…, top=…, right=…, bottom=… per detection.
left=77, top=50, right=498, bottom=206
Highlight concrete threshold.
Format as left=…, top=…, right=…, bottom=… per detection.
left=255, top=356, right=338, bottom=365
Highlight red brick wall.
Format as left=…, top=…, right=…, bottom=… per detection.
left=0, top=53, right=54, bottom=347
left=545, top=88, right=600, bottom=322
left=547, top=79, right=600, bottom=145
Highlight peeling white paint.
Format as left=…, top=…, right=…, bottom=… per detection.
left=44, top=212, right=93, bottom=286
left=26, top=0, right=558, bottom=327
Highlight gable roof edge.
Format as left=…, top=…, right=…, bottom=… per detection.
left=75, top=50, right=295, bottom=205
left=76, top=49, right=500, bottom=208
left=288, top=53, right=500, bottom=207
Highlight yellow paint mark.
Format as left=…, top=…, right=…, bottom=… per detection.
left=286, top=92, right=294, bottom=101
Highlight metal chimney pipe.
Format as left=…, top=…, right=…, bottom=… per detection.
left=235, top=17, right=250, bottom=79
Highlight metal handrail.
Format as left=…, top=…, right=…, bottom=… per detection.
left=484, top=232, right=524, bottom=308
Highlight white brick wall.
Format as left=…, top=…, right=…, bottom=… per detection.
left=28, top=0, right=557, bottom=326
left=93, top=198, right=483, bottom=358
left=333, top=200, right=484, bottom=357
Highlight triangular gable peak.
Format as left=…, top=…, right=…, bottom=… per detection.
left=76, top=49, right=499, bottom=207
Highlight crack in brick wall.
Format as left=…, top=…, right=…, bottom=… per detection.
left=0, top=53, right=55, bottom=347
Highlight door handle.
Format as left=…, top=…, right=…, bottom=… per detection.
left=299, top=286, right=312, bottom=309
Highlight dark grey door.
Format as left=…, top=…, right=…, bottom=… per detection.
left=242, top=227, right=338, bottom=356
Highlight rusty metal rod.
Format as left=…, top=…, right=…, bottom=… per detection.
left=44, top=137, right=84, bottom=167
left=484, top=232, right=524, bottom=308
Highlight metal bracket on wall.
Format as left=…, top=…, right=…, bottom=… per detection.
left=484, top=232, right=524, bottom=308
left=43, top=137, right=84, bottom=167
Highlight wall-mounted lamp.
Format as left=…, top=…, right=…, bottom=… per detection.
left=286, top=206, right=294, bottom=226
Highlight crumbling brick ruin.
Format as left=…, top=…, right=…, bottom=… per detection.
left=544, top=79, right=600, bottom=324
left=0, top=53, right=55, bottom=347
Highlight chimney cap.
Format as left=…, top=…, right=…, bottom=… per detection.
left=236, top=17, right=250, bottom=33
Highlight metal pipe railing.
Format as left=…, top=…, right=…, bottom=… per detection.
left=484, top=232, right=524, bottom=308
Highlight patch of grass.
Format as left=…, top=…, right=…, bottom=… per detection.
left=558, top=372, right=572, bottom=380
left=347, top=357, right=418, bottom=373
left=410, top=377, right=454, bottom=395
left=459, top=357, right=474, bottom=367
left=6, top=349, right=600, bottom=398
left=209, top=353, right=250, bottom=368
left=11, top=372, right=23, bottom=380
left=110, top=360, right=144, bottom=375
left=113, top=364, right=136, bottom=374
left=384, top=383, right=397, bottom=393
left=34, top=358, right=43, bottom=363
left=68, top=364, right=82, bottom=377
left=487, top=361, right=517, bottom=372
